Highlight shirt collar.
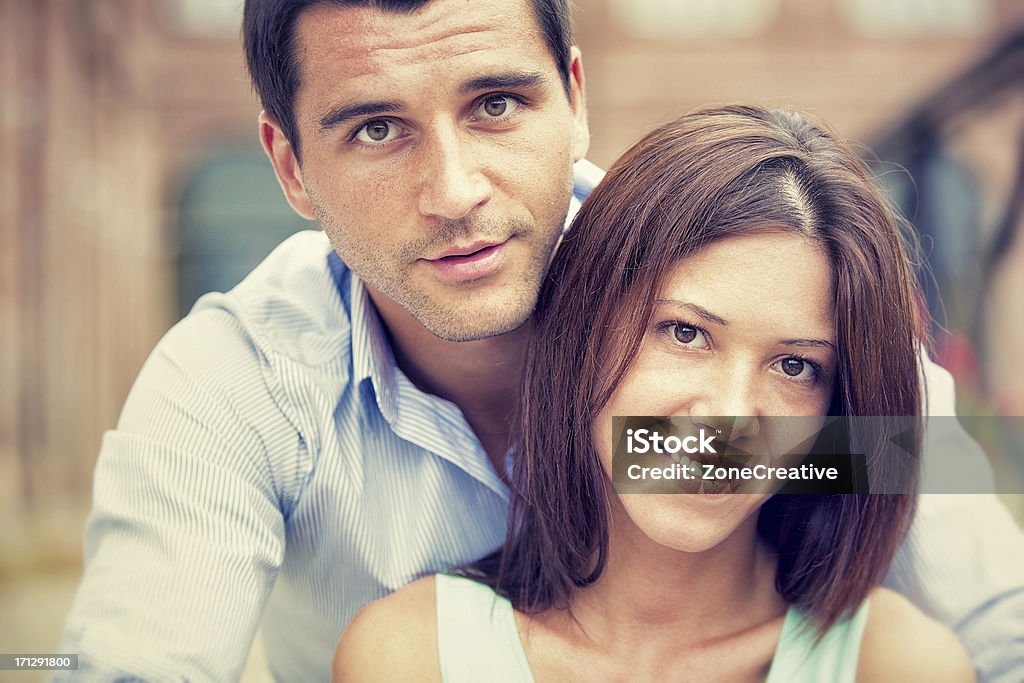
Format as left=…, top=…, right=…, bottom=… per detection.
left=349, top=273, right=399, bottom=423
left=564, top=193, right=582, bottom=234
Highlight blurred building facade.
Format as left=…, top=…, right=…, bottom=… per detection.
left=3, top=0, right=1023, bottom=540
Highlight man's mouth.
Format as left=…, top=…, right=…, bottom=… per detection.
left=423, top=239, right=510, bottom=283
left=431, top=240, right=503, bottom=259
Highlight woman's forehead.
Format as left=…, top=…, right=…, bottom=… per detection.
left=656, top=231, right=835, bottom=339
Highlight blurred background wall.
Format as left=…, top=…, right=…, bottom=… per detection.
left=2, top=0, right=1023, bottom=679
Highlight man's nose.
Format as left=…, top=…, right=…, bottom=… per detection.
left=417, top=126, right=491, bottom=221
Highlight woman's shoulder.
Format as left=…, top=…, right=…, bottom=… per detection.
left=856, top=587, right=975, bottom=683
left=332, top=576, right=440, bottom=682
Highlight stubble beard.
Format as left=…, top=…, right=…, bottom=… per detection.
left=313, top=203, right=563, bottom=342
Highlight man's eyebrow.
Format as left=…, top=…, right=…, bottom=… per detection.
left=654, top=299, right=728, bottom=326
left=318, top=101, right=404, bottom=133
left=459, top=71, right=547, bottom=95
left=315, top=72, right=547, bottom=133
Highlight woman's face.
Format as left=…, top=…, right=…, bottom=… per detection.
left=592, top=229, right=836, bottom=554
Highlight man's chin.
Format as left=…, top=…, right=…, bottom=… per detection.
left=416, top=305, right=533, bottom=343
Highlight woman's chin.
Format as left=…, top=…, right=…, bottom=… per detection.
left=616, top=492, right=766, bottom=555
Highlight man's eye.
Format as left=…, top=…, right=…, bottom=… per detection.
left=477, top=95, right=519, bottom=119
left=354, top=119, right=400, bottom=144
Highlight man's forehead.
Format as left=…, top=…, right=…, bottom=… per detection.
left=293, top=0, right=545, bottom=84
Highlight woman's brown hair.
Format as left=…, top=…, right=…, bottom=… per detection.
left=470, top=105, right=924, bottom=634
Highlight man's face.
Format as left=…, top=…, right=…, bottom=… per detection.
left=268, top=0, right=589, bottom=341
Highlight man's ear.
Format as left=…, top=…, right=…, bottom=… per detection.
left=258, top=111, right=316, bottom=220
left=567, top=46, right=590, bottom=163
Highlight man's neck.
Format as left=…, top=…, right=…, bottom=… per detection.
left=366, top=284, right=529, bottom=475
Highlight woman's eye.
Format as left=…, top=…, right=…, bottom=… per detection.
left=476, top=95, right=519, bottom=119
left=354, top=119, right=400, bottom=144
left=670, top=324, right=708, bottom=348
left=775, top=357, right=816, bottom=381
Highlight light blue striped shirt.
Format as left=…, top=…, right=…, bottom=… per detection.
left=59, top=161, right=1023, bottom=682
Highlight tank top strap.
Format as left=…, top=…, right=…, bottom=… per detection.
left=766, top=597, right=871, bottom=683
left=435, top=573, right=535, bottom=683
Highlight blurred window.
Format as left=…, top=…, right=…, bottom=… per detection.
left=873, top=148, right=982, bottom=331
left=176, top=147, right=315, bottom=315
left=609, top=0, right=780, bottom=39
left=161, top=0, right=242, bottom=37
left=838, top=0, right=992, bottom=37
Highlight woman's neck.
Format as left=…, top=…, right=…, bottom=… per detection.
left=573, top=504, right=782, bottom=644
left=516, top=500, right=790, bottom=682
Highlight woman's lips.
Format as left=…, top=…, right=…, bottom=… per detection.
left=662, top=446, right=763, bottom=496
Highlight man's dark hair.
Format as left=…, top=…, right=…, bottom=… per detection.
left=243, top=0, right=574, bottom=163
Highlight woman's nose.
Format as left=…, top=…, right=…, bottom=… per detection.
left=692, top=415, right=760, bottom=443
left=690, top=366, right=762, bottom=439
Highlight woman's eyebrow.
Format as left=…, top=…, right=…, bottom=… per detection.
left=654, top=299, right=728, bottom=326
left=778, top=338, right=836, bottom=350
